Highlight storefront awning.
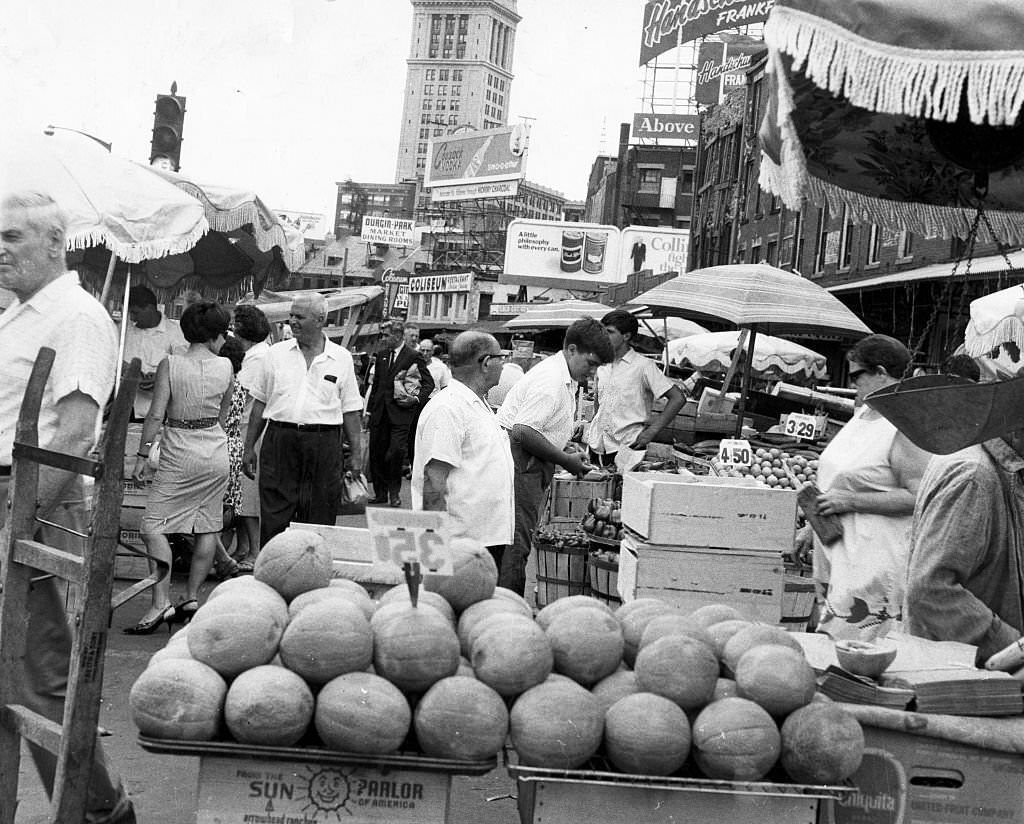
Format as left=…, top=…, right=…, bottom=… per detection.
left=827, top=250, right=1024, bottom=294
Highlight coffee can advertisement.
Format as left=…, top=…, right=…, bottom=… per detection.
left=502, top=219, right=624, bottom=289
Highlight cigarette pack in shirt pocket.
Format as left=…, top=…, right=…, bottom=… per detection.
left=324, top=374, right=338, bottom=384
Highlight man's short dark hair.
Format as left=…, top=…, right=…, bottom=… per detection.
left=941, top=353, right=981, bottom=382
left=127, top=286, right=158, bottom=309
left=601, top=309, right=639, bottom=339
left=233, top=304, right=271, bottom=343
left=564, top=317, right=614, bottom=363
left=180, top=301, right=231, bottom=344
left=847, top=334, right=911, bottom=378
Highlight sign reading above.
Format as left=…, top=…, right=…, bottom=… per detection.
left=639, top=0, right=775, bottom=66
left=632, top=112, right=699, bottom=141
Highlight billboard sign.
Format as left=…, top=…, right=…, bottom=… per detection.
left=632, top=112, right=699, bottom=142
left=695, top=39, right=766, bottom=105
left=424, top=125, right=528, bottom=188
left=620, top=226, right=690, bottom=278
left=501, top=219, right=624, bottom=290
left=430, top=179, right=521, bottom=203
left=361, top=216, right=415, bottom=246
left=639, top=0, right=775, bottom=66
left=274, top=210, right=326, bottom=238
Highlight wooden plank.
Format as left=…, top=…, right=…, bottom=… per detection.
left=1, top=704, right=63, bottom=753
left=12, top=539, right=84, bottom=584
left=11, top=443, right=102, bottom=477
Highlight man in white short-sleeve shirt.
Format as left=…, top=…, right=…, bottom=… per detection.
left=587, top=309, right=686, bottom=471
left=0, top=191, right=135, bottom=823
left=122, top=285, right=187, bottom=419
left=242, top=293, right=363, bottom=544
left=413, top=332, right=513, bottom=564
left=495, top=318, right=613, bottom=595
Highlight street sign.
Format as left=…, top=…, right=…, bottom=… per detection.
left=365, top=509, right=453, bottom=575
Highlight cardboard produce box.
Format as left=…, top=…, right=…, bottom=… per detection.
left=618, top=532, right=783, bottom=624
left=622, top=471, right=796, bottom=552
left=819, top=726, right=1024, bottom=823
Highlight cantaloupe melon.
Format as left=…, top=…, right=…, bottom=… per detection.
left=536, top=595, right=613, bottom=631
left=378, top=586, right=457, bottom=625
left=315, top=672, right=411, bottom=754
left=187, top=595, right=286, bottom=678
left=457, top=598, right=529, bottom=657
left=509, top=680, right=604, bottom=768
left=617, top=600, right=677, bottom=666
left=605, top=692, right=691, bottom=776
left=224, top=665, right=314, bottom=746
left=204, top=578, right=289, bottom=625
left=373, top=605, right=460, bottom=693
left=780, top=703, right=864, bottom=784
left=423, top=538, right=497, bottom=612
left=370, top=599, right=446, bottom=633
left=278, top=600, right=373, bottom=684
left=691, top=697, right=780, bottom=780
left=712, top=677, right=738, bottom=701
left=491, top=586, right=534, bottom=616
left=638, top=614, right=715, bottom=654
left=706, top=619, right=752, bottom=660
left=148, top=644, right=193, bottom=668
left=720, top=624, right=802, bottom=676
left=688, top=603, right=747, bottom=628
left=289, top=585, right=375, bottom=621
left=414, top=676, right=509, bottom=760
left=129, top=659, right=226, bottom=741
left=634, top=635, right=718, bottom=710
left=734, top=645, right=816, bottom=717
left=328, top=577, right=370, bottom=596
left=457, top=657, right=476, bottom=678
left=471, top=615, right=552, bottom=697
left=545, top=606, right=624, bottom=686
left=254, top=528, right=333, bottom=601
left=591, top=669, right=640, bottom=716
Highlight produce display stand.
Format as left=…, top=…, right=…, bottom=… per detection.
left=533, top=520, right=590, bottom=607
left=507, top=760, right=852, bottom=824
left=139, top=736, right=496, bottom=824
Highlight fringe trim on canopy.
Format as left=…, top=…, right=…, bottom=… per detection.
left=964, top=316, right=1024, bottom=356
left=764, top=6, right=1024, bottom=124
left=165, top=180, right=292, bottom=254
left=65, top=218, right=210, bottom=265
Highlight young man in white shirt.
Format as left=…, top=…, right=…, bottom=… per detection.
left=587, top=309, right=687, bottom=471
left=122, top=285, right=187, bottom=419
left=412, top=332, right=514, bottom=567
left=496, top=317, right=614, bottom=595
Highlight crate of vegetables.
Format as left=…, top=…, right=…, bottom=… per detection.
left=532, top=523, right=591, bottom=607
left=579, top=498, right=624, bottom=546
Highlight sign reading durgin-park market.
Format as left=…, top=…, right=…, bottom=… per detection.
left=639, top=0, right=775, bottom=65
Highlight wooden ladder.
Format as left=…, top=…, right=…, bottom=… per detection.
left=0, top=348, right=147, bottom=824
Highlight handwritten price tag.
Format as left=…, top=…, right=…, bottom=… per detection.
left=717, top=438, right=752, bottom=467
left=784, top=412, right=819, bottom=441
left=365, top=509, right=453, bottom=575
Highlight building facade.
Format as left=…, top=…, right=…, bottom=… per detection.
left=394, top=0, right=520, bottom=183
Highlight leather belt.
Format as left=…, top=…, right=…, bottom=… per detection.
left=166, top=417, right=219, bottom=429
left=268, top=420, right=340, bottom=432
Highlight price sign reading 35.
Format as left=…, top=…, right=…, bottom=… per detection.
left=365, top=509, right=454, bottom=575
left=718, top=438, right=753, bottom=467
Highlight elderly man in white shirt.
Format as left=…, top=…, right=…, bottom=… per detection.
left=0, top=191, right=135, bottom=823
left=417, top=338, right=452, bottom=398
left=242, top=293, right=363, bottom=545
left=122, top=284, right=187, bottom=419
left=587, top=309, right=687, bottom=472
left=495, top=317, right=614, bottom=596
left=413, top=332, right=513, bottom=566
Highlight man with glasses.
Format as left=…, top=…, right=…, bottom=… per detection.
left=496, top=318, right=614, bottom=595
left=412, top=332, right=513, bottom=565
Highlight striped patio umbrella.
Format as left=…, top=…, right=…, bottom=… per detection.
left=503, top=299, right=614, bottom=329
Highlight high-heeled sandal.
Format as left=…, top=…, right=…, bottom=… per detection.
left=124, top=604, right=176, bottom=635
left=212, top=558, right=241, bottom=581
left=174, top=599, right=199, bottom=624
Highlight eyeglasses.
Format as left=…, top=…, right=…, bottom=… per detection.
left=848, top=367, right=870, bottom=384
left=477, top=352, right=505, bottom=366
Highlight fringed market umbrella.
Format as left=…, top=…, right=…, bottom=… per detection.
left=667, top=330, right=828, bottom=383
left=502, top=299, right=614, bottom=329
left=759, top=0, right=1024, bottom=245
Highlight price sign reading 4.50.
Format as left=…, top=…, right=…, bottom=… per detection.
left=784, top=412, right=819, bottom=441
left=365, top=509, right=453, bottom=575
left=718, top=438, right=753, bottom=468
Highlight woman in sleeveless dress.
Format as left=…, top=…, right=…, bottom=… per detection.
left=126, top=302, right=234, bottom=633
left=797, top=335, right=933, bottom=640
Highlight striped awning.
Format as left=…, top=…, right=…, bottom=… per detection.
left=627, top=264, right=872, bottom=338
left=503, top=299, right=613, bottom=329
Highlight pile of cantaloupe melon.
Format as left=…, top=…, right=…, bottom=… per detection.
left=130, top=528, right=863, bottom=783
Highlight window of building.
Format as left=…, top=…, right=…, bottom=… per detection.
left=430, top=15, right=441, bottom=32
left=486, top=89, right=492, bottom=101
left=487, top=75, right=493, bottom=87
left=897, top=230, right=913, bottom=259
left=420, top=114, right=431, bottom=124
left=448, top=114, right=458, bottom=125
left=451, top=85, right=461, bottom=96
left=422, top=294, right=432, bottom=316
left=766, top=240, right=778, bottom=266
left=423, top=84, right=433, bottom=95
left=838, top=206, right=855, bottom=269
left=419, top=128, right=429, bottom=139
left=749, top=244, right=761, bottom=264
left=499, top=79, right=505, bottom=90
left=637, top=167, right=662, bottom=194
left=867, top=224, right=881, bottom=264
left=434, top=128, right=444, bottom=136
left=780, top=210, right=801, bottom=269
left=814, top=208, right=829, bottom=274
left=453, top=69, right=463, bottom=81
left=416, top=157, right=426, bottom=170
left=425, top=69, right=436, bottom=81
left=442, top=294, right=453, bottom=315
left=459, top=14, right=468, bottom=32
left=438, top=85, right=447, bottom=96
left=436, top=100, right=446, bottom=111
left=422, top=99, right=432, bottom=110
left=417, top=142, right=427, bottom=154
left=438, top=69, right=449, bottom=81
left=450, top=100, right=460, bottom=112
left=458, top=294, right=467, bottom=313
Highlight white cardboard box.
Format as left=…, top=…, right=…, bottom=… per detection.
left=622, top=470, right=796, bottom=552
left=618, top=532, right=783, bottom=624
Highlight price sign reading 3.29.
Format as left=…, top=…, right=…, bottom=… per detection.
left=365, top=509, right=454, bottom=575
left=718, top=438, right=753, bottom=468
left=784, top=412, right=819, bottom=441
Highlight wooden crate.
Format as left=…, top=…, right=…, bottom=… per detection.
left=618, top=533, right=783, bottom=624
left=588, top=552, right=621, bottom=607
left=546, top=475, right=617, bottom=521
left=622, top=471, right=796, bottom=552
left=782, top=573, right=817, bottom=632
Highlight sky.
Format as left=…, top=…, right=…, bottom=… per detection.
left=1, top=0, right=649, bottom=225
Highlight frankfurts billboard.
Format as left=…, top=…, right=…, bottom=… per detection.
left=639, top=0, right=775, bottom=65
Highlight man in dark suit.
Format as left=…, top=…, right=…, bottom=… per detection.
left=365, top=321, right=434, bottom=506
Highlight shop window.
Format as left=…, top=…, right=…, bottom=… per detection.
left=637, top=167, right=661, bottom=194
left=813, top=208, right=829, bottom=274
left=867, top=224, right=881, bottom=264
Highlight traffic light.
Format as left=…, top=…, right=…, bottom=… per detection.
left=150, top=89, right=186, bottom=170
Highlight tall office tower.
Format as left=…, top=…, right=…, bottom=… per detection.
left=394, top=0, right=520, bottom=184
